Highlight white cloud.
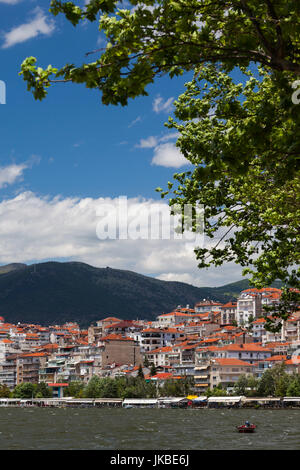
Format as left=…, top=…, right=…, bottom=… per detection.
left=0, top=0, right=22, bottom=3
left=159, top=132, right=180, bottom=142
left=0, top=192, right=243, bottom=287
left=136, top=136, right=158, bottom=148
left=136, top=132, right=179, bottom=149
left=136, top=132, right=189, bottom=168
left=156, top=263, right=244, bottom=288
left=152, top=94, right=174, bottom=114
left=128, top=115, right=142, bottom=128
left=151, top=142, right=190, bottom=168
left=0, top=163, right=28, bottom=188
left=2, top=7, right=55, bottom=49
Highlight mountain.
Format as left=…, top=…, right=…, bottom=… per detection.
left=0, top=261, right=281, bottom=327
left=0, top=263, right=27, bottom=275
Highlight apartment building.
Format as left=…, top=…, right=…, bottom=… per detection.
left=220, top=302, right=237, bottom=325
left=194, top=300, right=223, bottom=313
left=16, top=352, right=48, bottom=385
left=236, top=292, right=262, bottom=326
left=209, top=358, right=254, bottom=388
left=99, top=334, right=142, bottom=368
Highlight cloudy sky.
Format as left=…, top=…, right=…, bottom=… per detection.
left=0, top=0, right=244, bottom=287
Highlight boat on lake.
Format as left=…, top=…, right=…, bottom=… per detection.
left=237, top=422, right=256, bottom=433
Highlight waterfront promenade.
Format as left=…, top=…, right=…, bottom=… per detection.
left=1, top=396, right=300, bottom=408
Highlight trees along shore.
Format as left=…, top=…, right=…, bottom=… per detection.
left=2, top=364, right=300, bottom=399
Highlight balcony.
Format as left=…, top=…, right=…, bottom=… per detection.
left=194, top=383, right=209, bottom=388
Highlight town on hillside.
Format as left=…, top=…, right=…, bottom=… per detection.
left=0, top=286, right=300, bottom=407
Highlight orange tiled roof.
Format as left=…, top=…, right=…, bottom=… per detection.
left=219, top=343, right=271, bottom=352
left=20, top=352, right=48, bottom=358
left=101, top=317, right=122, bottom=322
left=146, top=346, right=173, bottom=354
left=101, top=334, right=134, bottom=341
left=265, top=355, right=287, bottom=362
left=213, top=358, right=254, bottom=366
left=252, top=318, right=267, bottom=324
left=145, top=372, right=182, bottom=380
left=285, top=356, right=300, bottom=365
left=265, top=341, right=291, bottom=347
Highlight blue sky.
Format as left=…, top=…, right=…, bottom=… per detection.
left=0, top=0, right=244, bottom=287
left=0, top=1, right=191, bottom=199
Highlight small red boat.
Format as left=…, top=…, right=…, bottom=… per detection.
left=237, top=424, right=256, bottom=433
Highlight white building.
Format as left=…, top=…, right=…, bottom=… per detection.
left=236, top=292, right=262, bottom=326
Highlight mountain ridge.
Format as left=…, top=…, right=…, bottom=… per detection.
left=0, top=261, right=282, bottom=327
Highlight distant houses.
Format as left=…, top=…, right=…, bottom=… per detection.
left=0, top=286, right=299, bottom=395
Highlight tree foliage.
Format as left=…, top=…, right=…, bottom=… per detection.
left=162, top=65, right=299, bottom=330
left=233, top=374, right=249, bottom=395
left=150, top=364, right=157, bottom=376
left=20, top=0, right=300, bottom=103
left=256, top=363, right=297, bottom=397
left=12, top=381, right=52, bottom=398
left=20, top=1, right=300, bottom=328
left=157, top=376, right=194, bottom=397
left=64, top=381, right=85, bottom=398
left=83, top=375, right=157, bottom=398
left=137, top=364, right=145, bottom=379
left=0, top=384, right=11, bottom=398
left=13, top=382, right=35, bottom=399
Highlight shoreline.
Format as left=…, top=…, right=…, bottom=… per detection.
left=1, top=396, right=300, bottom=409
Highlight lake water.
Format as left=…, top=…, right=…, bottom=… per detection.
left=0, top=408, right=299, bottom=450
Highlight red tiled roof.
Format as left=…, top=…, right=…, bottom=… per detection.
left=146, top=346, right=173, bottom=354
left=265, top=341, right=291, bottom=348
left=20, top=352, right=48, bottom=358
left=37, top=343, right=59, bottom=350
left=285, top=356, right=300, bottom=365
left=104, top=320, right=142, bottom=329
left=265, top=355, right=287, bottom=362
left=252, top=318, right=267, bottom=324
left=221, top=302, right=237, bottom=308
left=213, top=358, right=254, bottom=366
left=101, top=317, right=122, bottom=322
left=101, top=334, right=134, bottom=341
left=220, top=343, right=271, bottom=352
left=145, top=372, right=182, bottom=380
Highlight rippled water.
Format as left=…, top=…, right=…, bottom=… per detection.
left=0, top=408, right=299, bottom=450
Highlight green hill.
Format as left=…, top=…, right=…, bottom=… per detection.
left=0, top=261, right=281, bottom=327
left=0, top=263, right=26, bottom=275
